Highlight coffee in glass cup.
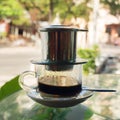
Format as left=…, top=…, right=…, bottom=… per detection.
left=19, top=64, right=82, bottom=98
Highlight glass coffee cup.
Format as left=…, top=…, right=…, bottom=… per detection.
left=19, top=63, right=83, bottom=98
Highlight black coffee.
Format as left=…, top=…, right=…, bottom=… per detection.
left=38, top=76, right=82, bottom=97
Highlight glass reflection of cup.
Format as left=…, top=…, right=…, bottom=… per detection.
left=19, top=64, right=82, bottom=98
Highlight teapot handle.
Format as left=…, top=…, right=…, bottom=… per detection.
left=19, top=71, right=38, bottom=92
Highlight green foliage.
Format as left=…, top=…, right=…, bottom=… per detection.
left=0, top=0, right=119, bottom=25
left=0, top=32, right=7, bottom=37
left=30, top=106, right=70, bottom=120
left=53, top=0, right=91, bottom=21
left=18, top=0, right=92, bottom=22
left=0, top=0, right=23, bottom=18
left=78, top=45, right=99, bottom=74
left=0, top=0, right=31, bottom=25
left=54, top=0, right=71, bottom=19
left=0, top=75, right=21, bottom=101
left=84, top=107, right=93, bottom=120
left=101, top=0, right=120, bottom=15
left=13, top=17, right=31, bottom=26
left=71, top=2, right=92, bottom=21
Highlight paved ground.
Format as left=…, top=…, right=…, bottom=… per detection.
left=0, top=44, right=120, bottom=87
left=0, top=46, right=41, bottom=86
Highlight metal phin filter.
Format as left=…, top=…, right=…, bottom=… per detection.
left=39, top=25, right=87, bottom=71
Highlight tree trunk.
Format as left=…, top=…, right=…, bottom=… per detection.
left=49, top=0, right=54, bottom=22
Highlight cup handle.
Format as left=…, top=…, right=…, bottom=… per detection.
left=19, top=71, right=38, bottom=92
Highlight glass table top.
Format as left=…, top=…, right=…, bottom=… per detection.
left=0, top=74, right=119, bottom=120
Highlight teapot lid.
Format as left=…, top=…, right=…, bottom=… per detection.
left=40, top=25, right=88, bottom=32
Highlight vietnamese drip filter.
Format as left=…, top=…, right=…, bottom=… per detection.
left=31, top=25, right=87, bottom=97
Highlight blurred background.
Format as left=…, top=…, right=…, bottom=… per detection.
left=0, top=0, right=120, bottom=86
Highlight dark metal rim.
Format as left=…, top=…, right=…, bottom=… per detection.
left=31, top=59, right=87, bottom=65
left=40, top=25, right=88, bottom=32
left=40, top=29, right=88, bottom=32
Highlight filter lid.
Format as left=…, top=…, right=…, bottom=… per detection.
left=40, top=25, right=88, bottom=32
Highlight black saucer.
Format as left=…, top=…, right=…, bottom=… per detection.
left=27, top=88, right=93, bottom=108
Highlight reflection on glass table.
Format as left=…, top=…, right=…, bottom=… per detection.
left=0, top=91, right=93, bottom=120
left=83, top=74, right=120, bottom=120
left=0, top=74, right=120, bottom=120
